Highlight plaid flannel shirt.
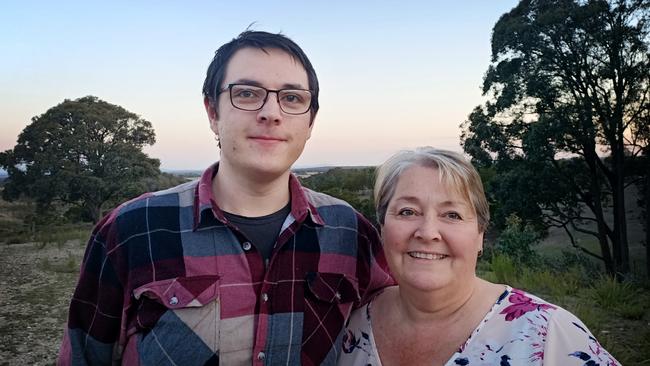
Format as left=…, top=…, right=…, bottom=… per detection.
left=58, top=163, right=393, bottom=365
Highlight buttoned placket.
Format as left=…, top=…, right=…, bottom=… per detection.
left=250, top=215, right=303, bottom=365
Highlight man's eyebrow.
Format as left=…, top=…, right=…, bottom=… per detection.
left=282, top=82, right=308, bottom=90
left=231, top=79, right=263, bottom=87
left=230, top=79, right=308, bottom=90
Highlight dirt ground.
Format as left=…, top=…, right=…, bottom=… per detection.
left=0, top=240, right=85, bottom=366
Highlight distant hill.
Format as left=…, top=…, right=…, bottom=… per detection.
left=162, top=166, right=374, bottom=179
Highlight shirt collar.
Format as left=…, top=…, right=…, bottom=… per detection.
left=193, top=162, right=324, bottom=230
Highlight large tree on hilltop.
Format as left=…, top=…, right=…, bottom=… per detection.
left=0, top=96, right=160, bottom=223
left=461, top=0, right=649, bottom=277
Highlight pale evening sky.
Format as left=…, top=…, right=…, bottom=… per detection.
left=1, top=1, right=519, bottom=170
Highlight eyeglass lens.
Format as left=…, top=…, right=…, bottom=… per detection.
left=229, top=84, right=311, bottom=114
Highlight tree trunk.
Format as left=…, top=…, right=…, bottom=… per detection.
left=583, top=146, right=616, bottom=275
left=595, top=207, right=616, bottom=276
left=612, top=128, right=630, bottom=277
left=589, top=175, right=616, bottom=275
left=646, top=166, right=650, bottom=278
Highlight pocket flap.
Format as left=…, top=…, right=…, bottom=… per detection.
left=133, top=275, right=220, bottom=309
left=305, top=272, right=360, bottom=304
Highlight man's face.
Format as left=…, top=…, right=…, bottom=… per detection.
left=205, top=47, right=313, bottom=181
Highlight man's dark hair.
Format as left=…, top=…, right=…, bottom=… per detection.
left=203, top=30, right=319, bottom=122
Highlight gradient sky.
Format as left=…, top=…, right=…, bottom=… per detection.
left=1, top=1, right=519, bottom=170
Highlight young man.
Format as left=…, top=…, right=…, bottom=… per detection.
left=58, top=31, right=393, bottom=365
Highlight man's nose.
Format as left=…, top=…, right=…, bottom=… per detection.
left=257, top=91, right=282, bottom=124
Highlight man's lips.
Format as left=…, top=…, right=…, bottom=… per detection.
left=249, top=136, right=286, bottom=142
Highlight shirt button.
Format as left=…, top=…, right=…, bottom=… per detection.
left=242, top=242, right=252, bottom=251
left=257, top=351, right=266, bottom=361
left=334, top=292, right=341, bottom=301
left=262, top=293, right=269, bottom=302
left=169, top=296, right=179, bottom=305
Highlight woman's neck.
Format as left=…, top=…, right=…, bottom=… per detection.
left=392, top=276, right=484, bottom=326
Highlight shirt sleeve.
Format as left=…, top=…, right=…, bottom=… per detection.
left=354, top=212, right=394, bottom=307
left=543, top=308, right=621, bottom=366
left=57, top=212, right=126, bottom=365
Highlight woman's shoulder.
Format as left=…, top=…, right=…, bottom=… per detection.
left=463, top=286, right=620, bottom=365
left=491, top=286, right=591, bottom=336
left=496, top=287, right=561, bottom=322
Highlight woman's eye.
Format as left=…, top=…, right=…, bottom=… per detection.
left=445, top=212, right=462, bottom=220
left=397, top=208, right=416, bottom=216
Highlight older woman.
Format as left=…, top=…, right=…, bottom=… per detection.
left=339, top=147, right=619, bottom=365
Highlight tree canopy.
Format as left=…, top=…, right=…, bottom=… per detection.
left=300, top=167, right=376, bottom=222
left=461, top=0, right=649, bottom=276
left=0, top=96, right=160, bottom=223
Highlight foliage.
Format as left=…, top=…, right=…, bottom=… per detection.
left=494, top=214, right=541, bottom=266
left=300, top=167, right=375, bottom=192
left=489, top=253, right=519, bottom=284
left=461, top=0, right=650, bottom=277
left=542, top=248, right=602, bottom=279
left=0, top=173, right=186, bottom=243
left=587, top=275, right=636, bottom=309
left=300, top=167, right=377, bottom=221
left=0, top=96, right=160, bottom=223
left=517, top=267, right=581, bottom=298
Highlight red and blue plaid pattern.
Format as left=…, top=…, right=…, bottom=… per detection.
left=58, top=163, right=393, bottom=365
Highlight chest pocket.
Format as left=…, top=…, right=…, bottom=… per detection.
left=301, top=272, right=360, bottom=364
left=132, top=275, right=221, bottom=365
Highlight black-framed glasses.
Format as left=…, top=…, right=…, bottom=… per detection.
left=219, top=83, right=313, bottom=115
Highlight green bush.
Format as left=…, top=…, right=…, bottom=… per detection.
left=33, top=224, right=91, bottom=247
left=616, top=302, right=646, bottom=320
left=587, top=275, right=636, bottom=310
left=490, top=253, right=518, bottom=284
left=494, top=215, right=541, bottom=267
left=543, top=249, right=601, bottom=279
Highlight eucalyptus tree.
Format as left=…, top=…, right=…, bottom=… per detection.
left=462, top=0, right=649, bottom=276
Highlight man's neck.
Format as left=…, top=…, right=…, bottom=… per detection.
left=212, top=161, right=292, bottom=217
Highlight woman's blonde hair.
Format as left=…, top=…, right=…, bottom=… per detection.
left=374, top=147, right=489, bottom=232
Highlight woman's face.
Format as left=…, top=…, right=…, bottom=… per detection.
left=381, top=165, right=483, bottom=293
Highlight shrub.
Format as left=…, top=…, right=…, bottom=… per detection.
left=543, top=249, right=601, bottom=280
left=493, top=215, right=541, bottom=267
left=515, top=266, right=580, bottom=300
left=616, top=302, right=646, bottom=320
left=490, top=253, right=518, bottom=284
left=587, top=275, right=636, bottom=310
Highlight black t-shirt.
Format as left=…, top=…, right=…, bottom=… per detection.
left=223, top=203, right=291, bottom=262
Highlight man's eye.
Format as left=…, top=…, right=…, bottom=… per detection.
left=235, top=89, right=259, bottom=98
left=281, top=93, right=303, bottom=104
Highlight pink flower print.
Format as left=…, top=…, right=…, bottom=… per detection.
left=500, top=289, right=556, bottom=321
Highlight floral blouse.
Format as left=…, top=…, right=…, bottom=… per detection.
left=338, top=286, right=620, bottom=365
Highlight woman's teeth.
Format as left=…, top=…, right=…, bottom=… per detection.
left=408, top=252, right=448, bottom=260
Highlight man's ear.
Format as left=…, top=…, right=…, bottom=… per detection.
left=306, top=120, right=314, bottom=140
left=204, top=97, right=219, bottom=134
